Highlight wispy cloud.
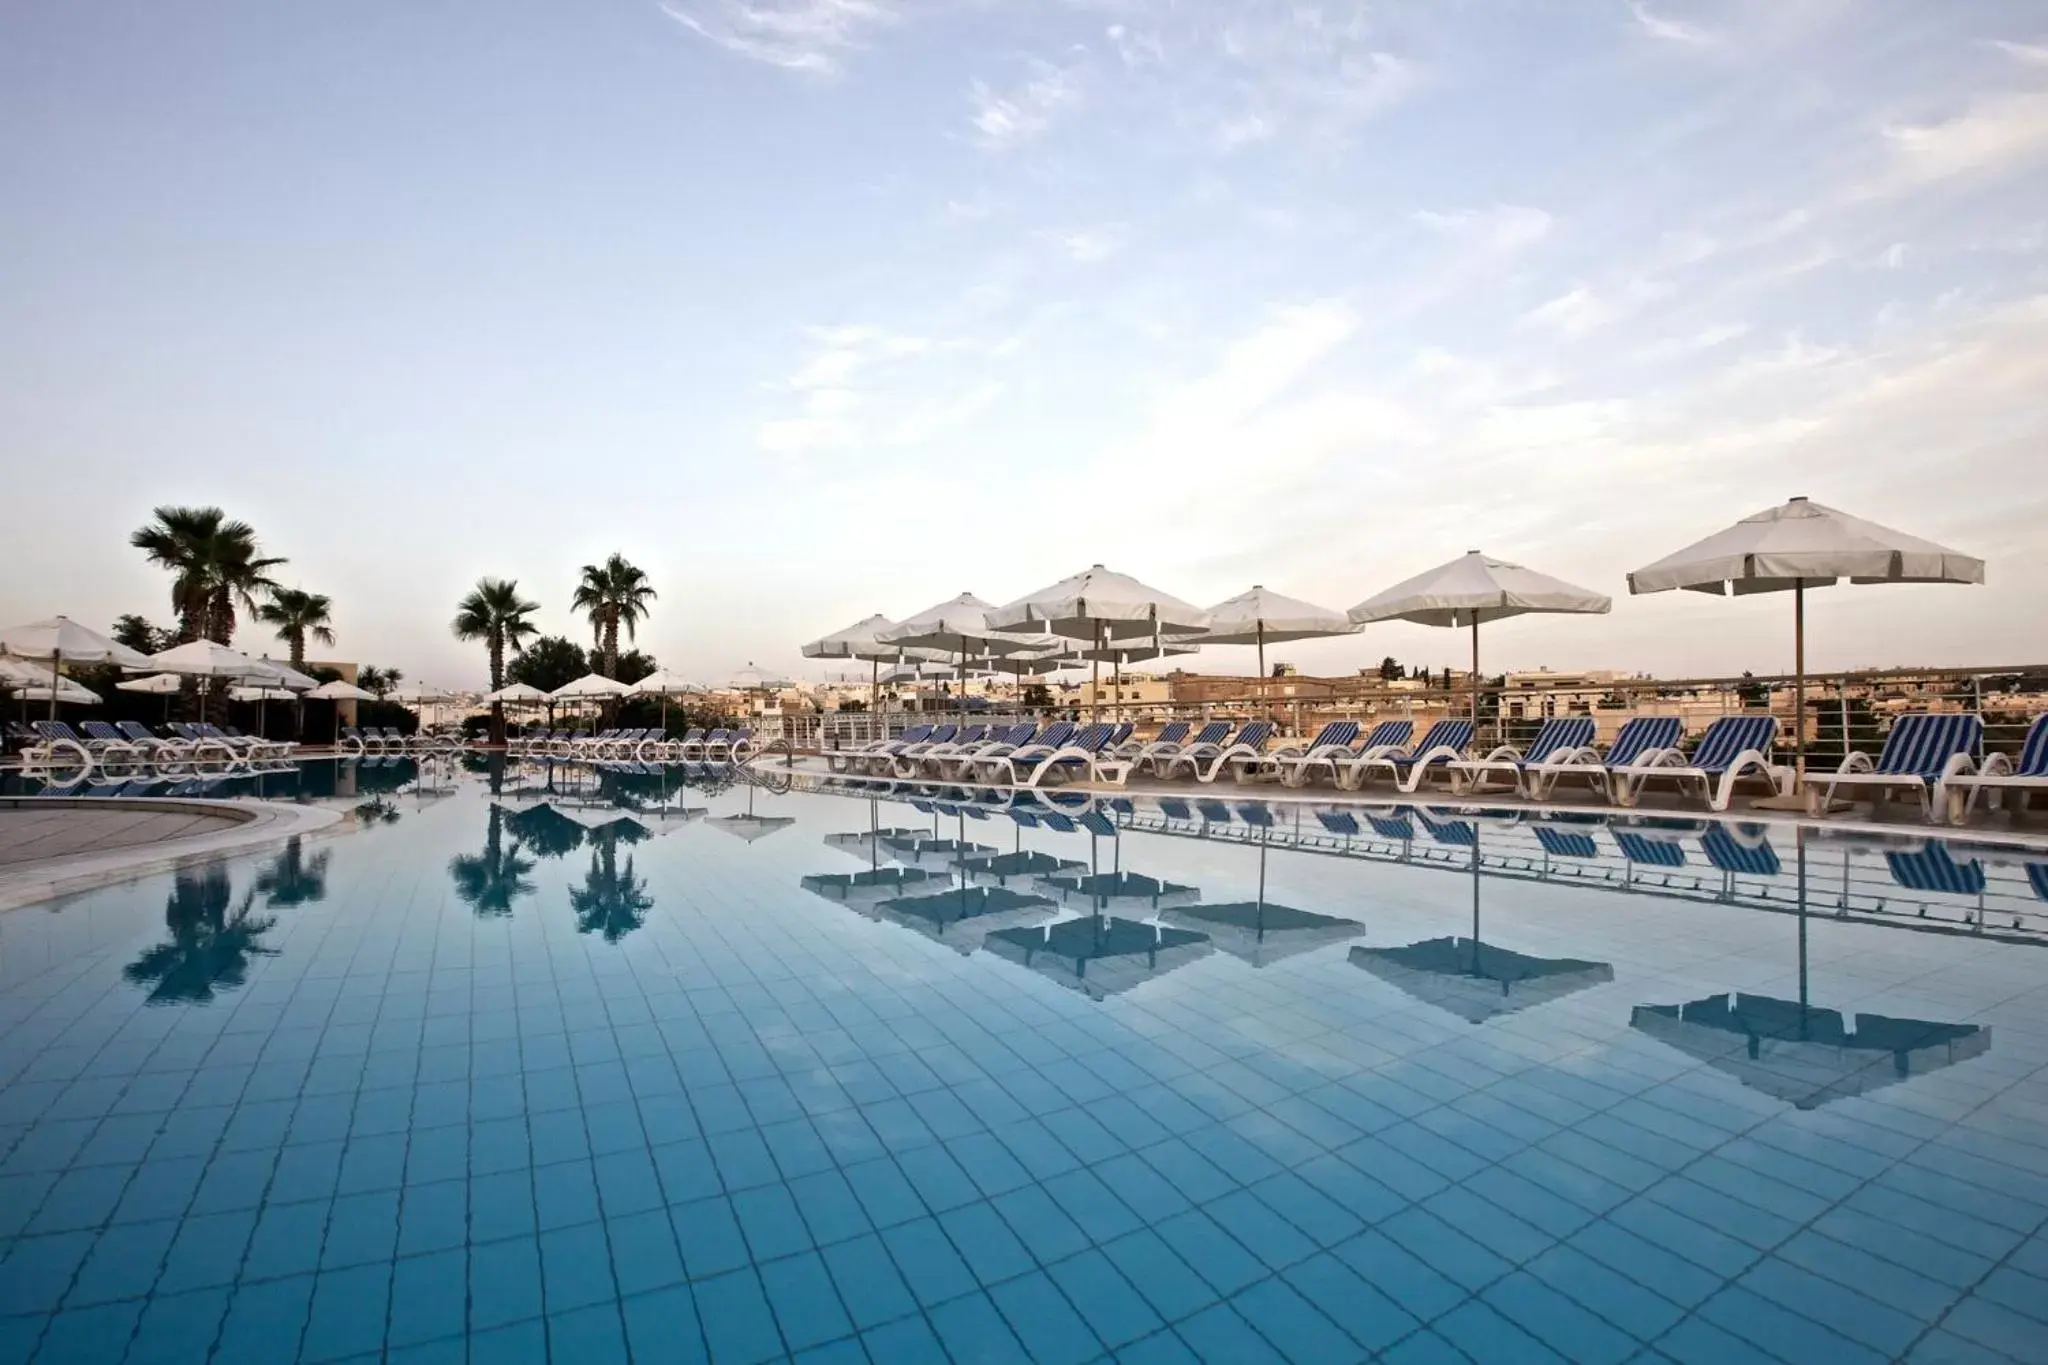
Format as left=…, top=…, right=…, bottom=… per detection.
left=969, top=56, right=1085, bottom=150
left=1869, top=90, right=2048, bottom=195
left=658, top=0, right=901, bottom=75
left=758, top=324, right=931, bottom=453
left=1520, top=280, right=1669, bottom=339
left=1630, top=2, right=1715, bottom=46
left=1040, top=224, right=1128, bottom=263
left=1990, top=38, right=2048, bottom=67
left=1413, top=204, right=1554, bottom=253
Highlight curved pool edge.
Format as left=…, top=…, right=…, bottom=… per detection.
left=0, top=797, right=348, bottom=915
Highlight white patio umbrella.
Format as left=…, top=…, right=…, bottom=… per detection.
left=0, top=616, right=152, bottom=720
left=986, top=566, right=1210, bottom=720
left=229, top=686, right=296, bottom=702
left=805, top=614, right=951, bottom=713
left=390, top=684, right=455, bottom=703
left=306, top=678, right=379, bottom=743
left=482, top=682, right=549, bottom=705
left=1347, top=551, right=1611, bottom=734
left=143, top=639, right=276, bottom=723
left=253, top=659, right=319, bottom=692
left=7, top=675, right=101, bottom=707
left=1627, top=496, right=1984, bottom=783
left=628, top=669, right=705, bottom=730
left=117, top=673, right=184, bottom=694
left=552, top=673, right=629, bottom=700
left=1201, top=585, right=1359, bottom=680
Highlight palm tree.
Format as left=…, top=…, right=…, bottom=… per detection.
left=254, top=837, right=330, bottom=907
left=449, top=807, right=537, bottom=919
left=452, top=578, right=540, bottom=746
left=123, top=864, right=278, bottom=1004
left=257, top=589, right=335, bottom=668
left=571, top=554, right=657, bottom=679
left=129, top=506, right=285, bottom=645
left=111, top=614, right=170, bottom=656
left=568, top=827, right=653, bottom=943
left=356, top=665, right=401, bottom=696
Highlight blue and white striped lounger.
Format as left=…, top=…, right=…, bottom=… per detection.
left=1610, top=714, right=1787, bottom=812
left=1522, top=716, right=1682, bottom=804
left=1885, top=845, right=1985, bottom=896
left=1822, top=712, right=1983, bottom=823
left=1937, top=713, right=2045, bottom=824
left=1157, top=722, right=1276, bottom=785
left=1341, top=720, right=1473, bottom=793
left=1449, top=716, right=1598, bottom=797
left=1134, top=720, right=1229, bottom=776
left=1257, top=719, right=1361, bottom=784
left=1276, top=720, right=1412, bottom=788
left=1701, top=825, right=1781, bottom=877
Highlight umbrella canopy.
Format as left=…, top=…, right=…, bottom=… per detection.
left=880, top=593, right=1043, bottom=658
left=0, top=617, right=150, bottom=721
left=5, top=674, right=101, bottom=705
left=390, top=684, right=456, bottom=703
left=306, top=680, right=378, bottom=703
left=1350, top=938, right=1615, bottom=1023
left=116, top=673, right=185, bottom=695
left=1630, top=994, right=1990, bottom=1110
left=482, top=682, right=549, bottom=704
left=145, top=640, right=276, bottom=679
left=551, top=674, right=631, bottom=701
left=801, top=614, right=944, bottom=664
left=709, top=813, right=796, bottom=842
left=730, top=664, right=796, bottom=691
left=228, top=685, right=297, bottom=702
left=1628, top=497, right=1984, bottom=784
left=1162, top=902, right=1365, bottom=967
left=873, top=886, right=1062, bottom=955
left=800, top=867, right=951, bottom=907
left=984, top=916, right=1215, bottom=1000
left=628, top=670, right=705, bottom=698
left=1201, top=585, right=1359, bottom=677
left=253, top=660, right=319, bottom=692
left=1348, top=551, right=1611, bottom=732
left=0, top=616, right=152, bottom=669
left=986, top=565, right=1210, bottom=643
left=987, top=566, right=1209, bottom=719
left=1036, top=870, right=1202, bottom=913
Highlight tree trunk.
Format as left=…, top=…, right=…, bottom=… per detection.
left=489, top=633, right=506, bottom=746
left=290, top=633, right=305, bottom=668
left=603, top=617, right=619, bottom=678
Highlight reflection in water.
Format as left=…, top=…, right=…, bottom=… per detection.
left=570, top=826, right=653, bottom=942
left=801, top=867, right=951, bottom=905
left=255, top=837, right=329, bottom=908
left=1351, top=831, right=1615, bottom=1022
left=873, top=885, right=1059, bottom=954
left=123, top=863, right=279, bottom=1005
left=1162, top=831, right=1364, bottom=967
left=985, top=916, right=1213, bottom=1000
left=1632, top=827, right=1992, bottom=1107
left=449, top=805, right=537, bottom=918
left=504, top=804, right=587, bottom=860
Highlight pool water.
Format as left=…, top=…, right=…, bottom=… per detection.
left=1, top=758, right=2044, bottom=1363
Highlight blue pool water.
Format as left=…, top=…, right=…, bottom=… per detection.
left=1, top=757, right=2045, bottom=1363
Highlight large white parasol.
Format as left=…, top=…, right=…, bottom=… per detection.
left=1628, top=496, right=1984, bottom=783
left=143, top=639, right=278, bottom=724
left=0, top=616, right=152, bottom=720
left=803, top=614, right=950, bottom=712
left=1200, top=585, right=1358, bottom=679
left=627, top=669, right=705, bottom=728
left=986, top=566, right=1210, bottom=719
left=1348, top=551, right=1611, bottom=734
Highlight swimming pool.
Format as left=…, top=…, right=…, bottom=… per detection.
left=1, top=757, right=2043, bottom=1363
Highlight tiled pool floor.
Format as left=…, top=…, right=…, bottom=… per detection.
left=0, top=759, right=2044, bottom=1363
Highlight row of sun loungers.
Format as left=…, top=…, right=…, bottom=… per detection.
left=813, top=709, right=2048, bottom=820
left=22, top=719, right=298, bottom=770
left=504, top=727, right=754, bottom=763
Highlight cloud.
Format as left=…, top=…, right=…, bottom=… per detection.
left=657, top=0, right=901, bottom=75
left=1879, top=241, right=1908, bottom=268
left=1990, top=39, right=2048, bottom=67
left=969, top=57, right=1085, bottom=150
left=1871, top=90, right=2048, bottom=194
left=1413, top=204, right=1554, bottom=253
left=1041, top=224, right=1127, bottom=263
left=1630, top=2, right=1714, bottom=46
left=757, top=324, right=933, bottom=453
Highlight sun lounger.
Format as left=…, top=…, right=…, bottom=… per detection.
left=1819, top=712, right=1982, bottom=822
left=1253, top=720, right=1359, bottom=785
left=1701, top=824, right=1780, bottom=878
left=1131, top=720, right=1226, bottom=776
left=962, top=722, right=1075, bottom=780
left=1518, top=716, right=1680, bottom=804
left=1276, top=720, right=1413, bottom=788
left=1886, top=844, right=1984, bottom=896
left=890, top=723, right=993, bottom=776
left=828, top=724, right=927, bottom=773
left=1610, top=714, right=1787, bottom=811
left=928, top=722, right=1038, bottom=778
left=1340, top=720, right=1473, bottom=793
left=1448, top=716, right=1598, bottom=796
left=1614, top=829, right=1686, bottom=868
left=1118, top=720, right=1188, bottom=761
left=987, top=723, right=1130, bottom=788
left=1944, top=714, right=2048, bottom=823
left=1157, top=721, right=1276, bottom=784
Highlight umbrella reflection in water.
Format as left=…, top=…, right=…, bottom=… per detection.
left=1351, top=829, right=1614, bottom=1022
left=1162, top=816, right=1364, bottom=966
left=1631, top=827, right=1991, bottom=1108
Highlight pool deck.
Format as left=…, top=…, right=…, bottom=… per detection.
left=0, top=798, right=345, bottom=914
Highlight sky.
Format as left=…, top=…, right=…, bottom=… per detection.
left=4, top=0, right=2045, bottom=690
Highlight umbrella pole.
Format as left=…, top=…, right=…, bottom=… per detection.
left=48, top=649, right=59, bottom=723
left=1470, top=619, right=1481, bottom=742
left=1792, top=582, right=1806, bottom=792
left=1091, top=621, right=1102, bottom=724
left=1796, top=823, right=1809, bottom=1018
